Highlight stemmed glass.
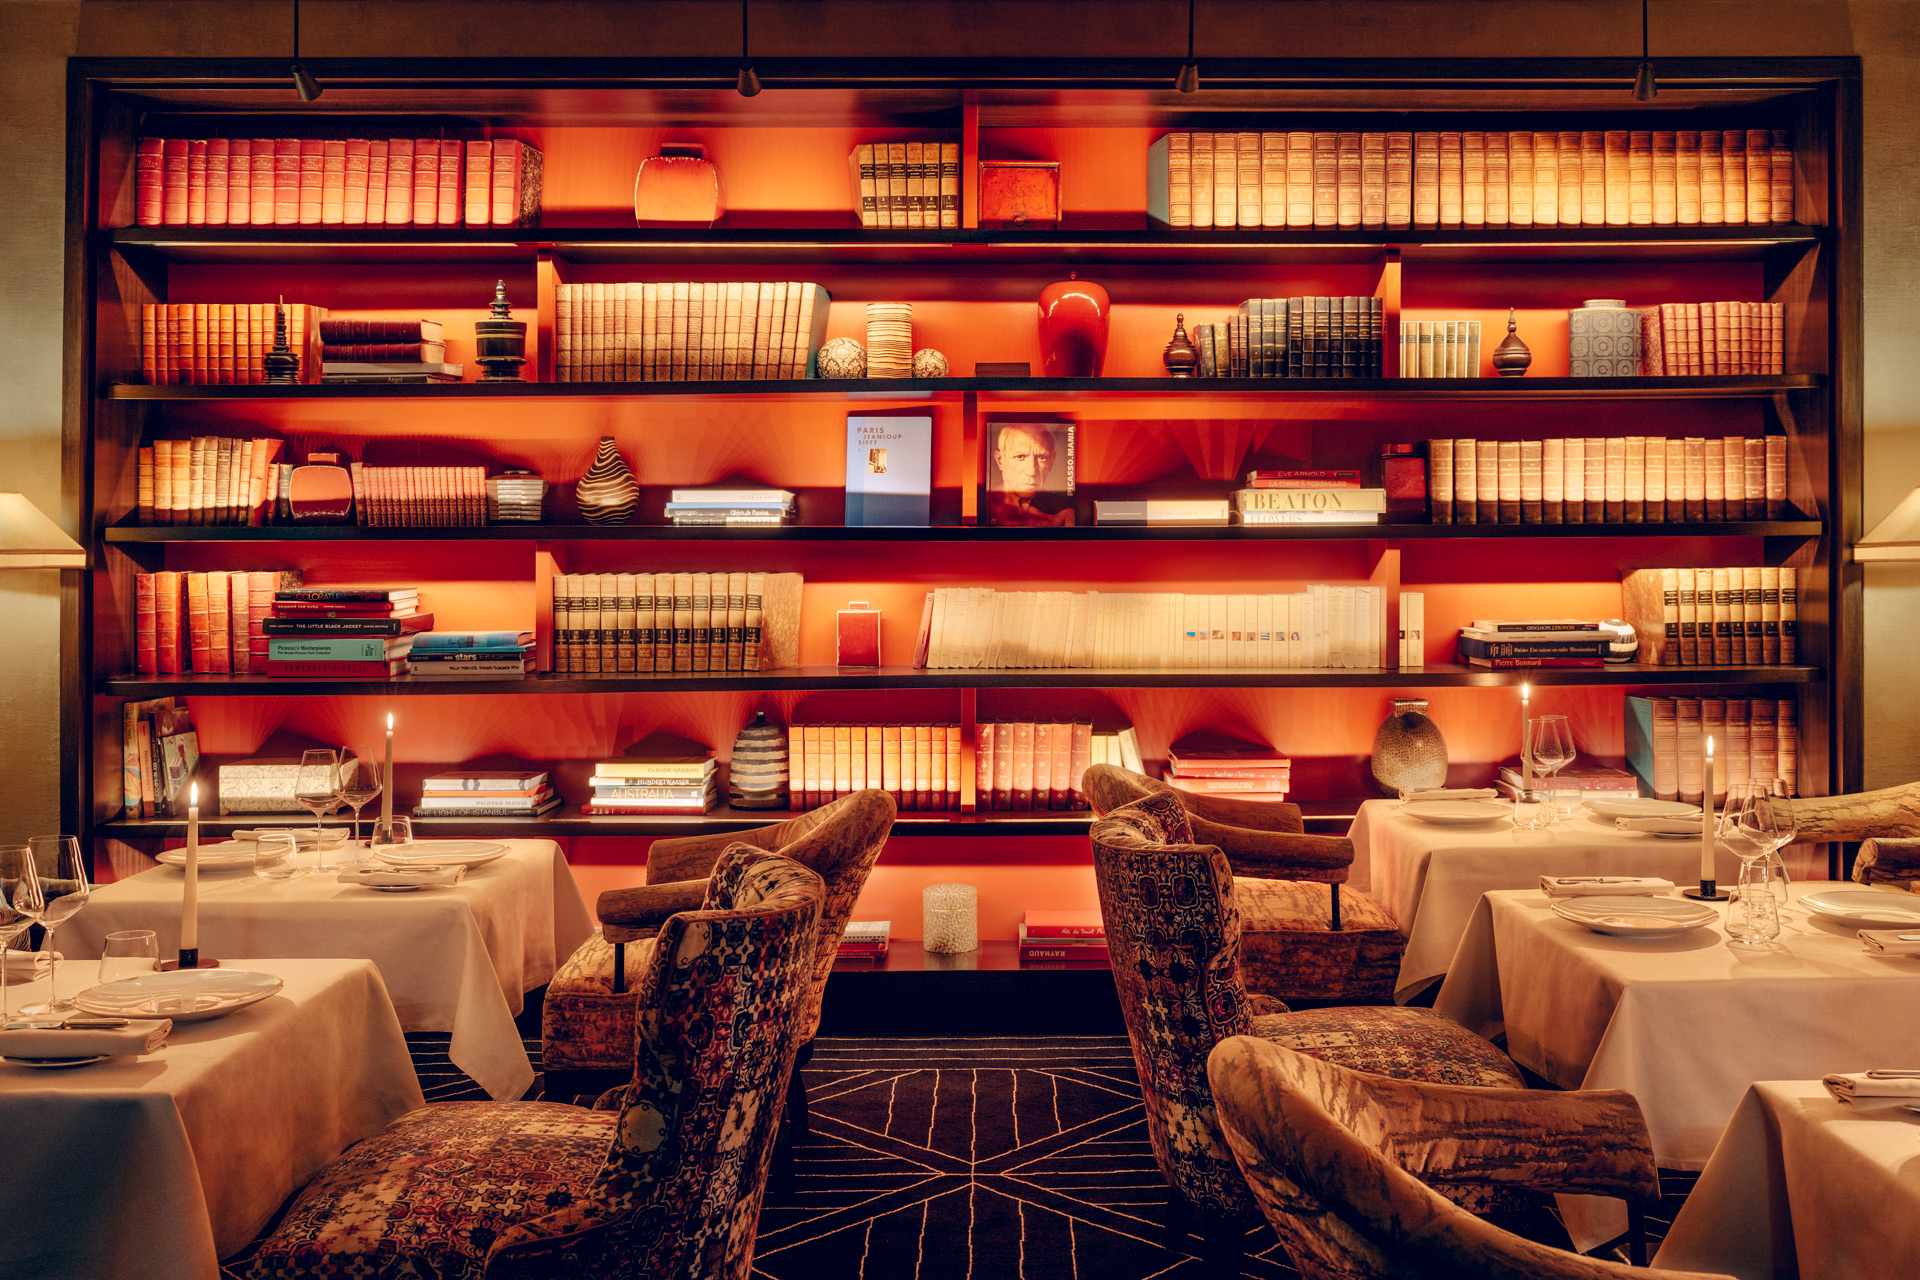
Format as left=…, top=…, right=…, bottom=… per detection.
left=1739, top=781, right=1798, bottom=919
left=294, top=749, right=345, bottom=851
left=1721, top=785, right=1789, bottom=945
left=18, top=836, right=90, bottom=1014
left=1529, top=716, right=1576, bottom=791
left=0, top=844, right=45, bottom=1023
left=336, top=753, right=383, bottom=847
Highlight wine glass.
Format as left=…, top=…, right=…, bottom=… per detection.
left=1720, top=785, right=1783, bottom=944
left=1742, top=781, right=1798, bottom=919
left=336, top=753, right=383, bottom=847
left=18, top=836, right=90, bottom=1014
left=1529, top=715, right=1576, bottom=787
left=294, top=749, right=344, bottom=849
left=0, top=844, right=45, bottom=1023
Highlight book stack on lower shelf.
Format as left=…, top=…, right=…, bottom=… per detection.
left=1623, top=568, right=1799, bottom=667
left=1495, top=762, right=1639, bottom=802
left=323, top=318, right=461, bottom=384
left=1163, top=731, right=1291, bottom=803
left=1428, top=435, right=1789, bottom=525
left=405, top=631, right=534, bottom=679
left=554, top=282, right=830, bottom=382
left=1457, top=618, right=1615, bottom=670
left=1236, top=470, right=1385, bottom=527
left=836, top=920, right=892, bottom=963
left=1018, top=911, right=1108, bottom=966
left=1626, top=695, right=1799, bottom=803
left=120, top=697, right=196, bottom=817
left=663, top=487, right=795, bottom=528
left=264, top=587, right=422, bottom=678
left=415, top=768, right=558, bottom=819
left=585, top=733, right=718, bottom=816
left=790, top=724, right=960, bottom=811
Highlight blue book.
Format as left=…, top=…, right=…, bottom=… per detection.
left=845, top=412, right=932, bottom=526
left=410, top=630, right=536, bottom=652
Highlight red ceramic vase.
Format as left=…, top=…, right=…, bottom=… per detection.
left=1037, top=273, right=1110, bottom=378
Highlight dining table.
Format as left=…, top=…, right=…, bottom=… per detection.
left=0, top=957, right=424, bottom=1280
left=62, top=837, right=594, bottom=1101
left=1651, top=1080, right=1920, bottom=1280
left=1431, top=882, right=1920, bottom=1248
left=1346, top=797, right=1746, bottom=1001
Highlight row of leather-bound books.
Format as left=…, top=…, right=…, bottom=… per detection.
left=1628, top=695, right=1799, bottom=804
left=1428, top=436, right=1790, bottom=525
left=553, top=281, right=831, bottom=382
left=548, top=571, right=802, bottom=675
left=1621, top=567, right=1800, bottom=667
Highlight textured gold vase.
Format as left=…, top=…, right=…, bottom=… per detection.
left=576, top=436, right=638, bottom=525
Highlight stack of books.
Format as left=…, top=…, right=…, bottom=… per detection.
left=663, top=487, right=796, bottom=528
left=790, top=724, right=961, bottom=811
left=134, top=568, right=307, bottom=675
left=1236, top=469, right=1385, bottom=527
left=1094, top=499, right=1230, bottom=527
left=583, top=733, right=719, bottom=816
left=138, top=437, right=285, bottom=525
left=119, top=697, right=197, bottom=817
left=836, top=920, right=892, bottom=963
left=1495, top=762, right=1639, bottom=802
left=1457, top=618, right=1610, bottom=670
left=139, top=302, right=324, bottom=385
left=1428, top=436, right=1789, bottom=525
left=133, top=136, right=542, bottom=227
left=405, top=630, right=535, bottom=679
left=554, top=281, right=831, bottom=382
left=1397, top=320, right=1484, bottom=377
left=1622, top=568, right=1799, bottom=667
left=262, top=587, right=424, bottom=678
left=1147, top=128, right=1797, bottom=230
left=1641, top=303, right=1785, bottom=375
left=414, top=768, right=559, bottom=819
left=848, top=141, right=961, bottom=229
left=1164, top=731, right=1291, bottom=802
left=487, top=472, right=546, bottom=523
left=322, top=318, right=461, bottom=384
left=1018, top=910, right=1108, bottom=965
left=1626, top=696, right=1798, bottom=805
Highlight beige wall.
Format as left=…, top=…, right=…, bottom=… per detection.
left=0, top=1, right=1914, bottom=837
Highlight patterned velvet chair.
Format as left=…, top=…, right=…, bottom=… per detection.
left=1084, top=764, right=1404, bottom=1004
left=1090, top=791, right=1525, bottom=1261
left=1206, top=1035, right=1726, bottom=1280
left=542, top=788, right=896, bottom=1113
left=225, top=844, right=824, bottom=1280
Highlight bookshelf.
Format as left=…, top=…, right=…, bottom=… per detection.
left=65, top=57, right=1862, bottom=921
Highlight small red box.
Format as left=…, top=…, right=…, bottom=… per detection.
left=978, top=161, right=1061, bottom=229
left=836, top=601, right=881, bottom=667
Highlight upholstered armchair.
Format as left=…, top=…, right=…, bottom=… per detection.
left=1091, top=791, right=1525, bottom=1262
left=1758, top=782, right=1920, bottom=886
left=227, top=844, right=824, bottom=1280
left=1206, top=1035, right=1726, bottom=1280
left=542, top=788, right=896, bottom=1109
left=1084, top=764, right=1405, bottom=1004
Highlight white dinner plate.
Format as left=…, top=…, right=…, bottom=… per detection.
left=1399, top=800, right=1513, bottom=826
left=1552, top=896, right=1719, bottom=937
left=2, top=1055, right=110, bottom=1068
left=1615, top=817, right=1707, bottom=839
left=1585, top=798, right=1702, bottom=820
left=154, top=844, right=261, bottom=871
left=73, top=970, right=284, bottom=1023
left=375, top=841, right=509, bottom=869
left=1798, top=888, right=1920, bottom=929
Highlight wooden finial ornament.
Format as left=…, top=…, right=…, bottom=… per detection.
left=263, top=296, right=301, bottom=384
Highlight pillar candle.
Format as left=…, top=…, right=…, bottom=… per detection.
left=1520, top=683, right=1532, bottom=794
left=1701, top=735, right=1717, bottom=886
left=380, top=712, right=394, bottom=824
left=181, top=781, right=200, bottom=952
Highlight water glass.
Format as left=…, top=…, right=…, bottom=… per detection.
left=1730, top=854, right=1783, bottom=946
left=252, top=831, right=299, bottom=881
left=368, top=817, right=413, bottom=857
left=1545, top=779, right=1585, bottom=826
left=1512, top=794, right=1552, bottom=831
left=98, top=930, right=158, bottom=984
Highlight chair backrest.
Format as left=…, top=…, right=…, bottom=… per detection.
left=1855, top=836, right=1920, bottom=888
left=519, top=844, right=823, bottom=1280
left=647, top=788, right=896, bottom=1041
left=1083, top=763, right=1308, bottom=835
left=1090, top=790, right=1258, bottom=1221
left=1206, top=1036, right=1724, bottom=1280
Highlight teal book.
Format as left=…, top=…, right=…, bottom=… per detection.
left=266, top=637, right=408, bottom=662
left=845, top=412, right=932, bottom=526
left=410, top=631, right=535, bottom=652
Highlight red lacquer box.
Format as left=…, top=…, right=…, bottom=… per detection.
left=836, top=601, right=881, bottom=667
left=978, top=161, right=1061, bottom=229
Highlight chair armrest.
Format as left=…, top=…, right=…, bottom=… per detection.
left=1174, top=790, right=1307, bottom=834
left=596, top=877, right=711, bottom=940
left=1856, top=836, right=1920, bottom=885
left=1764, top=784, right=1920, bottom=843
left=1189, top=815, right=1355, bottom=884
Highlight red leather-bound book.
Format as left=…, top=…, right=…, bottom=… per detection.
left=135, top=137, right=165, bottom=226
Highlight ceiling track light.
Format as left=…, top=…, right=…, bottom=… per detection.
left=737, top=0, right=762, bottom=97
left=291, top=0, right=322, bottom=101
left=1175, top=0, right=1199, bottom=93
left=1633, top=0, right=1657, bottom=100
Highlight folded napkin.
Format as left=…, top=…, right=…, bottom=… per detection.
left=1822, top=1072, right=1920, bottom=1110
left=1402, top=788, right=1499, bottom=802
left=1616, top=817, right=1705, bottom=835
left=1541, top=876, right=1676, bottom=898
left=238, top=828, right=348, bottom=847
left=1860, top=929, right=1920, bottom=957
left=0, top=1018, right=171, bottom=1059
left=2, top=950, right=56, bottom=980
left=337, top=865, right=465, bottom=889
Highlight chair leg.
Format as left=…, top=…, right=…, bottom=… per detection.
left=1330, top=881, right=1343, bottom=931
left=1163, top=1185, right=1193, bottom=1252
left=610, top=940, right=626, bottom=995
left=1197, top=1205, right=1245, bottom=1275
left=785, top=1039, right=814, bottom=1143
left=1628, top=1201, right=1648, bottom=1267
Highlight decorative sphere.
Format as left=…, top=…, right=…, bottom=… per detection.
left=817, top=336, right=866, bottom=379
left=912, top=348, right=949, bottom=379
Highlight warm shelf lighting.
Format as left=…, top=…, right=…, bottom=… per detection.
left=0, top=493, right=87, bottom=569
left=1854, top=488, right=1920, bottom=561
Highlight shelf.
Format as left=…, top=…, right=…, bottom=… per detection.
left=108, top=374, right=1822, bottom=402
left=102, top=519, right=1826, bottom=544
left=99, top=664, right=1822, bottom=698
left=104, top=223, right=1825, bottom=266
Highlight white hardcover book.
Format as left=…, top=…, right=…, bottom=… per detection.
left=1256, top=594, right=1274, bottom=668
left=1329, top=587, right=1347, bottom=667
left=1312, top=585, right=1329, bottom=666
left=928, top=588, right=951, bottom=668
left=1412, top=592, right=1425, bottom=666
left=1292, top=592, right=1309, bottom=667
left=1226, top=594, right=1247, bottom=668
left=1206, top=594, right=1226, bottom=666
left=1371, top=585, right=1384, bottom=668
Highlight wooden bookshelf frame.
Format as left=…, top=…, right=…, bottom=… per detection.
left=62, top=56, right=1863, bottom=873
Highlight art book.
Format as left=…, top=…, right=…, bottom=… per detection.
left=987, top=418, right=1076, bottom=527
left=845, top=412, right=932, bottom=526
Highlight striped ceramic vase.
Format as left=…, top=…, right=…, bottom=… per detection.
left=576, top=436, right=638, bottom=525
left=729, top=712, right=790, bottom=809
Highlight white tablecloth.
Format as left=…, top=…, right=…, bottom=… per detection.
left=0, top=958, right=423, bottom=1280
left=63, top=839, right=593, bottom=1100
left=1653, top=1081, right=1920, bottom=1280
left=1432, top=884, right=1920, bottom=1248
left=1347, top=799, right=1746, bottom=1001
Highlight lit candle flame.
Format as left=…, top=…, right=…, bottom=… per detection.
left=388, top=712, right=394, bottom=730
left=1522, top=682, right=1530, bottom=703
left=1706, top=735, right=1715, bottom=755
left=189, top=780, right=198, bottom=806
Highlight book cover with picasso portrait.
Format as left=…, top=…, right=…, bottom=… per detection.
left=986, top=418, right=1076, bottom=527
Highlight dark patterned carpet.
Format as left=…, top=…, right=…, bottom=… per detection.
left=405, top=1030, right=1694, bottom=1278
